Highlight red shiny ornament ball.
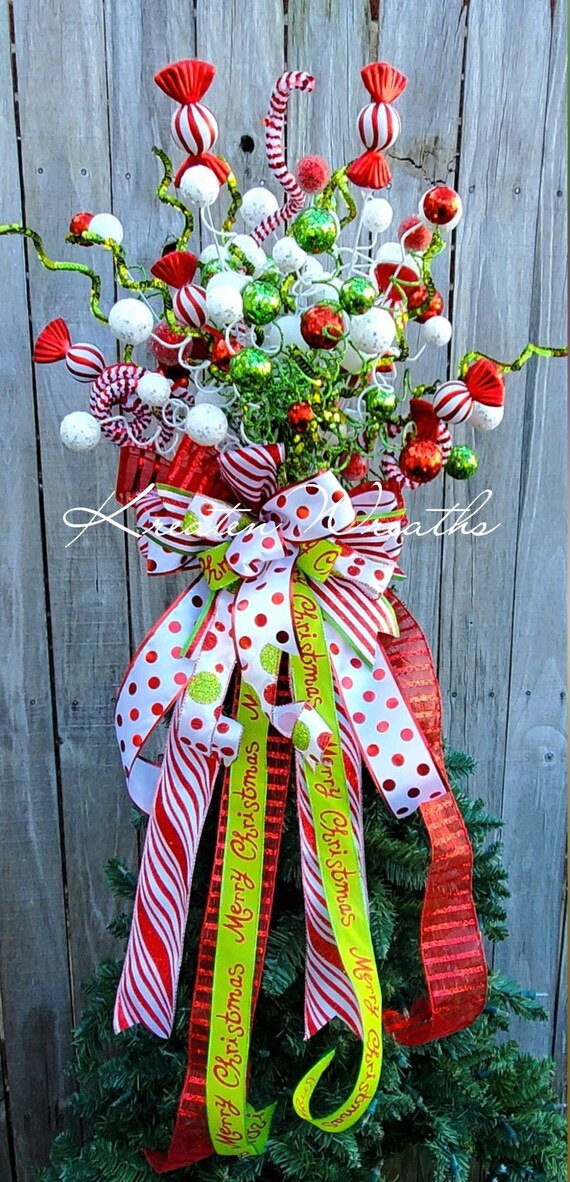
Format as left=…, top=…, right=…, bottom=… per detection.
left=149, top=320, right=191, bottom=367
left=295, top=155, right=331, bottom=194
left=300, top=303, right=345, bottom=350
left=69, top=211, right=93, bottom=236
left=421, top=185, right=462, bottom=227
left=211, top=338, right=240, bottom=370
left=374, top=260, right=421, bottom=306
left=287, top=401, right=314, bottom=432
left=399, top=439, right=443, bottom=483
left=407, top=286, right=444, bottom=322
left=398, top=215, right=433, bottom=252
left=344, top=453, right=369, bottom=483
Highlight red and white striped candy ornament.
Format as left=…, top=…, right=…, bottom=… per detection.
left=432, top=379, right=474, bottom=424
left=251, top=70, right=315, bottom=244
left=89, top=363, right=154, bottom=447
left=154, top=59, right=231, bottom=190
left=33, top=318, right=105, bottom=382
left=150, top=251, right=207, bottom=329
left=464, top=357, right=505, bottom=431
left=347, top=62, right=408, bottom=190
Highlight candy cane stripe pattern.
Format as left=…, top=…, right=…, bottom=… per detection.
left=33, top=317, right=105, bottom=382
left=171, top=103, right=218, bottom=156
left=174, top=283, right=208, bottom=327
left=433, top=379, right=473, bottom=424
left=357, top=102, right=401, bottom=151
left=89, top=362, right=152, bottom=446
left=252, top=71, right=315, bottom=243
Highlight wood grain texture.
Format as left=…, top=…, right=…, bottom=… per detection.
left=376, top=1, right=467, bottom=652
left=10, top=0, right=137, bottom=1025
left=0, top=6, right=74, bottom=1179
left=490, top=0, right=567, bottom=1056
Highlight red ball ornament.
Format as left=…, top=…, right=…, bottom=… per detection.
left=69, top=211, right=93, bottom=236
left=407, top=286, right=444, bottom=322
left=374, top=260, right=422, bottom=306
left=398, top=215, right=433, bottom=252
left=211, top=337, right=240, bottom=370
left=295, top=155, right=331, bottom=194
left=149, top=320, right=191, bottom=367
left=300, top=303, right=345, bottom=350
left=420, top=185, right=462, bottom=229
left=344, top=452, right=369, bottom=483
left=287, top=401, right=314, bottom=432
left=399, top=439, right=443, bottom=483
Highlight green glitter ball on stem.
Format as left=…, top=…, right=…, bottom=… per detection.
left=291, top=208, right=338, bottom=254
left=242, top=280, right=281, bottom=326
left=339, top=276, right=377, bottom=315
left=367, top=387, right=398, bottom=419
left=445, top=445, right=479, bottom=479
left=229, top=345, right=272, bottom=392
left=200, top=259, right=223, bottom=285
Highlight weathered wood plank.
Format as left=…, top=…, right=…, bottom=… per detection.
left=103, top=2, right=198, bottom=651
left=492, top=0, right=567, bottom=1057
left=0, top=6, right=74, bottom=1179
left=11, top=0, right=137, bottom=1031
left=377, top=1, right=468, bottom=652
left=552, top=887, right=567, bottom=1103
left=437, top=0, right=554, bottom=826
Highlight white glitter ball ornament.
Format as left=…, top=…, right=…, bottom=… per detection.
left=272, top=237, right=307, bottom=272
left=229, top=234, right=267, bottom=274
left=185, top=403, right=228, bottom=446
left=205, top=283, right=243, bottom=327
left=469, top=402, right=505, bottom=431
left=179, top=165, right=220, bottom=207
left=301, top=257, right=325, bottom=283
left=240, top=187, right=279, bottom=228
left=108, top=298, right=154, bottom=345
left=60, top=411, right=101, bottom=451
left=422, top=315, right=453, bottom=347
left=137, top=371, right=172, bottom=408
left=361, top=197, right=393, bottom=234
left=200, top=243, right=227, bottom=265
left=349, top=307, right=396, bottom=355
left=89, top=212, right=124, bottom=244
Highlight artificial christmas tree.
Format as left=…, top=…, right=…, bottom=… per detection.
left=1, top=56, right=566, bottom=1182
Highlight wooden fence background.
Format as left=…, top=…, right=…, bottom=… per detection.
left=0, top=0, right=566, bottom=1178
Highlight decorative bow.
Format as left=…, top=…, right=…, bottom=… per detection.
left=112, top=443, right=486, bottom=1170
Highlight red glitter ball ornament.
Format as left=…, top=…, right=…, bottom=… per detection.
left=374, top=260, right=421, bottom=305
left=69, top=211, right=93, bottom=236
left=398, top=215, right=433, bottom=252
left=399, top=439, right=443, bottom=483
left=407, top=286, right=444, bottom=322
left=295, top=155, right=331, bottom=194
left=149, top=320, right=192, bottom=367
left=300, top=303, right=345, bottom=350
left=344, top=452, right=369, bottom=483
left=287, top=401, right=314, bottom=432
left=211, top=337, right=240, bottom=370
left=421, top=185, right=462, bottom=228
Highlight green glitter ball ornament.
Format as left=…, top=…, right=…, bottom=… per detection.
left=242, top=280, right=281, bottom=326
left=445, top=445, right=479, bottom=479
left=257, top=262, right=282, bottom=289
left=229, top=346, right=272, bottom=392
left=291, top=208, right=338, bottom=254
left=367, top=387, right=398, bottom=419
left=200, top=259, right=223, bottom=285
left=339, top=276, right=377, bottom=315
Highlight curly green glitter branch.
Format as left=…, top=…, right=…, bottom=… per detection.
left=0, top=223, right=108, bottom=322
left=458, top=342, right=568, bottom=376
left=152, top=147, right=194, bottom=249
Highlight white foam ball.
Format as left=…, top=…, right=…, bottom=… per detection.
left=349, top=307, right=396, bottom=355
left=469, top=403, right=504, bottom=431
left=274, top=314, right=310, bottom=351
left=108, top=298, right=154, bottom=345
left=301, top=257, right=325, bottom=282
left=89, top=212, right=124, bottom=244
left=206, top=283, right=243, bottom=327
left=305, top=275, right=342, bottom=306
left=60, top=411, right=101, bottom=451
left=272, top=237, right=307, bottom=272
left=361, top=198, right=393, bottom=234
left=200, top=243, right=226, bottom=265
left=229, top=234, right=267, bottom=274
left=422, top=315, right=453, bottom=347
left=180, top=165, right=220, bottom=207
left=185, top=403, right=228, bottom=446
left=137, top=371, right=171, bottom=408
left=206, top=269, right=250, bottom=294
left=240, top=187, right=279, bottom=228
left=340, top=340, right=365, bottom=374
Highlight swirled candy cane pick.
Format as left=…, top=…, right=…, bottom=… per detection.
left=250, top=71, right=316, bottom=244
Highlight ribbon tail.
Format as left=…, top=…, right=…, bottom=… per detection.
left=381, top=591, right=488, bottom=1043
left=149, top=670, right=291, bottom=1170
left=114, top=699, right=218, bottom=1039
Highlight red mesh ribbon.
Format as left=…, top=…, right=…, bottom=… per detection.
left=147, top=667, right=292, bottom=1171
left=381, top=592, right=488, bottom=1043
